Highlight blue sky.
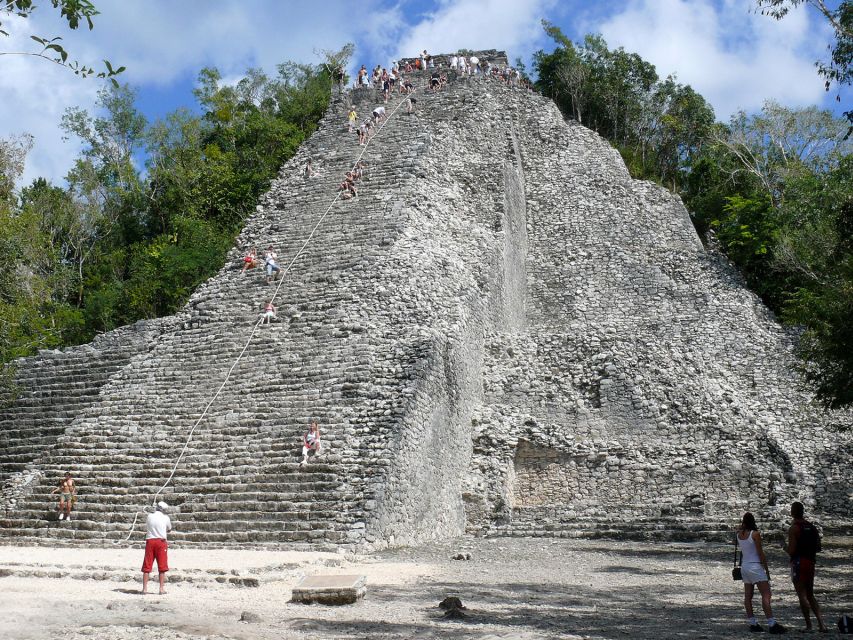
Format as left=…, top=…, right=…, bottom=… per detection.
left=1, top=0, right=844, bottom=186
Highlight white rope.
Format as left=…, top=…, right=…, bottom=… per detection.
left=119, top=86, right=418, bottom=542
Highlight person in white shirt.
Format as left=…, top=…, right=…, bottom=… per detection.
left=142, top=501, right=172, bottom=595
left=264, top=247, right=281, bottom=283
left=736, top=512, right=785, bottom=633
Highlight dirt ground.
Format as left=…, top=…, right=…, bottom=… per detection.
left=0, top=536, right=850, bottom=639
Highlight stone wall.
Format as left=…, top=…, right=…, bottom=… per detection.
left=1, top=54, right=850, bottom=547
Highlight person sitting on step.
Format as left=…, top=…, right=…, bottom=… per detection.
left=50, top=472, right=77, bottom=521
left=261, top=300, right=277, bottom=324
left=241, top=247, right=259, bottom=273
left=301, top=421, right=321, bottom=466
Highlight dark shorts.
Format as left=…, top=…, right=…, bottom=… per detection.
left=791, top=557, right=815, bottom=588
left=142, top=538, right=169, bottom=573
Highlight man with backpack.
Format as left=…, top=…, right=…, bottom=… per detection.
left=786, top=501, right=828, bottom=632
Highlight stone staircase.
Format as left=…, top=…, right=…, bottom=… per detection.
left=1, top=51, right=851, bottom=548
left=0, top=322, right=165, bottom=481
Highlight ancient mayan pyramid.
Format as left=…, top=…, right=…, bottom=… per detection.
left=1, top=51, right=851, bottom=547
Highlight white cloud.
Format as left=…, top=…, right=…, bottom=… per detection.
left=1, top=14, right=93, bottom=186
left=596, top=0, right=829, bottom=120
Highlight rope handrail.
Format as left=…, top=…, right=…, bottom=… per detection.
left=120, top=86, right=418, bottom=542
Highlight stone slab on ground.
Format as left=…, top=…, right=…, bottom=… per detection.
left=291, top=574, right=367, bottom=605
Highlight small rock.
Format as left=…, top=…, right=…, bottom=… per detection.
left=240, top=611, right=263, bottom=623
left=439, top=596, right=465, bottom=611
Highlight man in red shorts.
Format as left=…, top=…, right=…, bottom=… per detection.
left=785, top=501, right=827, bottom=632
left=142, top=501, right=172, bottom=595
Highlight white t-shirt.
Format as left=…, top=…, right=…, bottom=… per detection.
left=146, top=511, right=172, bottom=540
left=373, top=106, right=386, bottom=117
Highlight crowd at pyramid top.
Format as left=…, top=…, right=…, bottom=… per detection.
left=348, top=49, right=533, bottom=96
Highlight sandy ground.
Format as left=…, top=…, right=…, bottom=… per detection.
left=0, top=536, right=850, bottom=639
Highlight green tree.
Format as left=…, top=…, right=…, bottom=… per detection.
left=60, top=84, right=147, bottom=305
left=710, top=101, right=851, bottom=209
left=776, top=156, right=853, bottom=406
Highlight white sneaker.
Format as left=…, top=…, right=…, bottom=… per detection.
left=300, top=458, right=307, bottom=466
left=58, top=513, right=64, bottom=521
left=66, top=516, right=71, bottom=522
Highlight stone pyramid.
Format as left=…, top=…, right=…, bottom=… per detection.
left=1, top=51, right=851, bottom=548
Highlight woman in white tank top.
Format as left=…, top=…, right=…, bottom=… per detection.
left=736, top=512, right=785, bottom=633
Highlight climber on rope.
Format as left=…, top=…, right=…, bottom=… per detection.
left=300, top=420, right=321, bottom=466
left=50, top=472, right=77, bottom=521
left=406, top=95, right=417, bottom=114
left=339, top=173, right=357, bottom=200
left=260, top=300, right=277, bottom=324
left=264, top=247, right=281, bottom=283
